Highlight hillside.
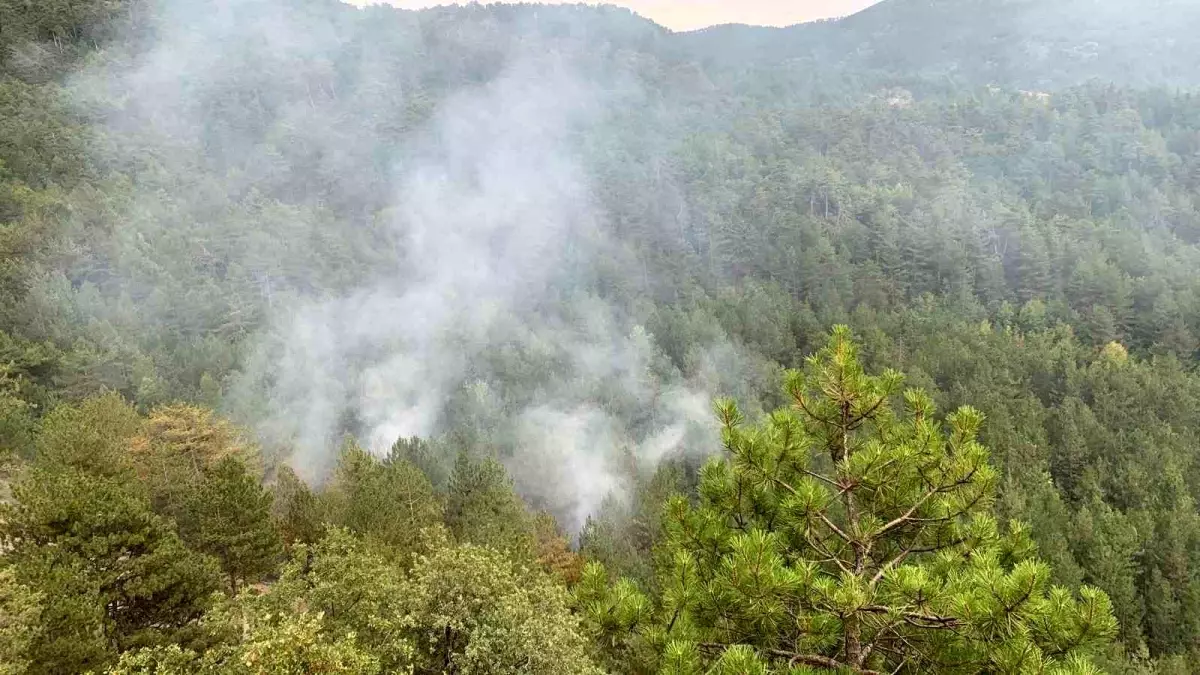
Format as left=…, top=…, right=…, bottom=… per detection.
left=679, top=0, right=1200, bottom=89
left=3, top=0, right=1200, bottom=672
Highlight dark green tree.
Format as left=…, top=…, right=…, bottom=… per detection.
left=1, top=467, right=220, bottom=672
left=270, top=464, right=325, bottom=548
left=324, top=439, right=443, bottom=557
left=178, top=456, right=283, bottom=593
left=446, top=451, right=534, bottom=555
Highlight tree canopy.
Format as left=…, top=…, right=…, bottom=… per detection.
left=2, top=0, right=1200, bottom=672
left=580, top=328, right=1117, bottom=673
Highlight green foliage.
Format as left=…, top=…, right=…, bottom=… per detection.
left=271, top=464, right=325, bottom=548
left=108, top=614, right=382, bottom=675
left=0, top=567, right=42, bottom=675
left=178, top=456, right=283, bottom=593
left=323, top=439, right=443, bottom=557
left=582, top=328, right=1117, bottom=673
left=130, top=404, right=256, bottom=519
left=445, top=452, right=534, bottom=555
left=580, top=458, right=687, bottom=590
left=115, top=528, right=601, bottom=674
left=3, top=0, right=1200, bottom=671
left=34, top=392, right=140, bottom=476
left=390, top=435, right=452, bottom=493
left=0, top=377, right=35, bottom=461
left=402, top=537, right=602, bottom=674
left=0, top=466, right=221, bottom=672
left=210, top=528, right=414, bottom=672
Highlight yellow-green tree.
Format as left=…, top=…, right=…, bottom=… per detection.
left=111, top=528, right=602, bottom=675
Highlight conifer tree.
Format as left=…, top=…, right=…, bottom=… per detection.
left=389, top=435, right=451, bottom=492
left=324, top=439, right=443, bottom=557
left=179, top=456, right=283, bottom=593
left=34, top=392, right=141, bottom=477
left=129, top=404, right=257, bottom=524
left=0, top=567, right=42, bottom=675
left=580, top=326, right=1117, bottom=674
left=533, top=511, right=586, bottom=584
left=445, top=451, right=534, bottom=555
left=270, top=464, right=325, bottom=548
left=1, top=467, right=220, bottom=672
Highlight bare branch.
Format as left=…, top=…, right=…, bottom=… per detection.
left=816, top=511, right=854, bottom=545
left=870, top=547, right=912, bottom=586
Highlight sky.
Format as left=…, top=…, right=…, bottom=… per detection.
left=349, top=1, right=883, bottom=31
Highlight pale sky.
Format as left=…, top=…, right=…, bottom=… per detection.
left=349, top=1, right=882, bottom=32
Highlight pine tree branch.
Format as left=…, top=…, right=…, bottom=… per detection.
left=697, top=643, right=884, bottom=675
left=903, top=537, right=967, bottom=555
left=737, top=429, right=840, bottom=491
left=734, top=441, right=782, bottom=489
left=792, top=392, right=839, bottom=428
left=802, top=530, right=853, bottom=575
left=860, top=605, right=960, bottom=626
left=801, top=467, right=842, bottom=490
left=736, top=449, right=854, bottom=547
left=869, top=547, right=913, bottom=585
left=847, top=392, right=891, bottom=430
left=816, top=510, right=854, bottom=545
left=873, top=465, right=980, bottom=539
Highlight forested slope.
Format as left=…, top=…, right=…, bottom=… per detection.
left=2, top=0, right=1200, bottom=672
left=679, top=0, right=1200, bottom=88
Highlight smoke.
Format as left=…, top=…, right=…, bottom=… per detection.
left=239, top=60, right=720, bottom=527
left=67, top=0, right=729, bottom=530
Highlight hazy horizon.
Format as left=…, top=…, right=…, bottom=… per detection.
left=348, top=0, right=883, bottom=31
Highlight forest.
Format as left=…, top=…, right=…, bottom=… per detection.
left=3, top=0, right=1200, bottom=672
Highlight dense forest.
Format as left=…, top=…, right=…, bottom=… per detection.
left=3, top=0, right=1200, bottom=672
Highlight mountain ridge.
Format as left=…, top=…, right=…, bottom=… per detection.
left=673, top=0, right=1200, bottom=89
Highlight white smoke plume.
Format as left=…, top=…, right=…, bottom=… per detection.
left=66, top=0, right=732, bottom=529
left=238, top=61, right=719, bottom=527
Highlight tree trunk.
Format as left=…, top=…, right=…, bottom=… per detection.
left=845, top=611, right=863, bottom=667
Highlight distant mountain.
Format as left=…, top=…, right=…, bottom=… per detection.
left=675, top=0, right=1200, bottom=89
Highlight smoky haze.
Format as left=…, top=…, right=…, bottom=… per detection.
left=68, top=0, right=736, bottom=531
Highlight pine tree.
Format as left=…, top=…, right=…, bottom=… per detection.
left=445, top=452, right=534, bottom=555
left=1, top=467, right=220, bottom=672
left=178, top=456, right=283, bottom=593
left=388, top=435, right=451, bottom=492
left=580, top=327, right=1117, bottom=674
left=533, top=511, right=586, bottom=584
left=130, top=404, right=257, bottom=522
left=1016, top=233, right=1054, bottom=304
left=324, top=439, right=443, bottom=557
left=270, top=464, right=325, bottom=548
left=0, top=567, right=42, bottom=675
left=34, top=392, right=141, bottom=478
